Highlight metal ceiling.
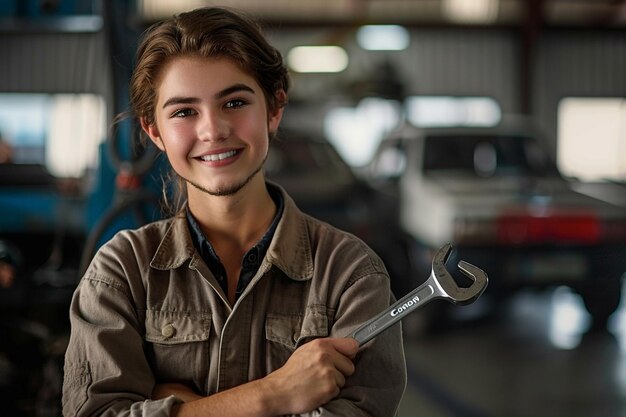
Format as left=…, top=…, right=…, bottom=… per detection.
left=138, top=0, right=626, bottom=28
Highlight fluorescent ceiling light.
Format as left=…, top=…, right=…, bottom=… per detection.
left=287, top=46, right=349, bottom=73
left=356, top=25, right=410, bottom=51
left=442, top=0, right=499, bottom=24
left=139, top=0, right=206, bottom=20
left=406, top=96, right=501, bottom=127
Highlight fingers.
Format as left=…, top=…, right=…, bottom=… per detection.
left=333, top=368, right=346, bottom=390
left=263, top=337, right=360, bottom=414
left=331, top=348, right=356, bottom=378
left=307, top=338, right=357, bottom=379
left=327, top=337, right=359, bottom=359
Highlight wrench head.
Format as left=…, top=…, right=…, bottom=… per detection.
left=431, top=243, right=488, bottom=305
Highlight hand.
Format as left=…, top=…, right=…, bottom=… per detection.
left=152, top=383, right=203, bottom=402
left=262, top=337, right=359, bottom=415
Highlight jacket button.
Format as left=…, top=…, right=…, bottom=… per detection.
left=161, top=323, right=175, bottom=338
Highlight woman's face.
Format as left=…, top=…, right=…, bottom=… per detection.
left=142, top=55, right=283, bottom=199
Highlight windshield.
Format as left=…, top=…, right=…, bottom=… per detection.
left=423, top=134, right=560, bottom=177
left=266, top=137, right=355, bottom=184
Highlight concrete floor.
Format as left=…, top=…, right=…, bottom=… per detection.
left=396, top=286, right=626, bottom=417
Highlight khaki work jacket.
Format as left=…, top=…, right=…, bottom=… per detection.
left=62, top=185, right=407, bottom=416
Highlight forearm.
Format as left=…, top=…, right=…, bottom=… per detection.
left=174, top=386, right=374, bottom=417
left=168, top=378, right=279, bottom=417
left=165, top=381, right=365, bottom=417
left=159, top=337, right=358, bottom=417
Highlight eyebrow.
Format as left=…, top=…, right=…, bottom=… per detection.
left=216, top=83, right=255, bottom=99
left=162, top=83, right=256, bottom=109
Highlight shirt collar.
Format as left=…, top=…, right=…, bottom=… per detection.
left=150, top=182, right=313, bottom=282
left=184, top=185, right=284, bottom=278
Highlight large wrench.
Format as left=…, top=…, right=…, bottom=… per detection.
left=349, top=243, right=488, bottom=346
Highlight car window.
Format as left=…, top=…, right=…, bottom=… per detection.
left=266, top=138, right=354, bottom=183
left=423, top=134, right=558, bottom=177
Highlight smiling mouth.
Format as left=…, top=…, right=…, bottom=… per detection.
left=198, top=149, right=240, bottom=162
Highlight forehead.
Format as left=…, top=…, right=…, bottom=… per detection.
left=155, top=55, right=261, bottom=101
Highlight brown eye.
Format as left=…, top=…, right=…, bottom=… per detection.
left=225, top=99, right=246, bottom=109
left=172, top=108, right=196, bottom=118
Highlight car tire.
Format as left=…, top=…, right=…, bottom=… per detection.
left=579, top=277, right=623, bottom=330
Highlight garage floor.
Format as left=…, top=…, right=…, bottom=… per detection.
left=396, top=285, right=626, bottom=417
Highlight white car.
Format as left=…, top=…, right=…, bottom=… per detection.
left=367, top=120, right=626, bottom=329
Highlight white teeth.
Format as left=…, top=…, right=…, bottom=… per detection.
left=200, top=150, right=237, bottom=161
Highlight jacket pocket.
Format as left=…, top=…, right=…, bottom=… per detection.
left=144, top=310, right=211, bottom=390
left=265, top=308, right=329, bottom=369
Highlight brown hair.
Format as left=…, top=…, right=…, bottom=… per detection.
left=131, top=6, right=289, bottom=127
left=128, top=7, right=290, bottom=213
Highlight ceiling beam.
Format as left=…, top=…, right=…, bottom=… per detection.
left=520, top=0, right=544, bottom=114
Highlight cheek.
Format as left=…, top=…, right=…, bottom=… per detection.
left=237, top=111, right=271, bottom=142
left=159, top=123, right=195, bottom=151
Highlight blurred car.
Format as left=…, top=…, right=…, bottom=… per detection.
left=266, top=127, right=413, bottom=297
left=366, top=119, right=626, bottom=328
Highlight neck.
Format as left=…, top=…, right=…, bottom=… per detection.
left=187, top=176, right=276, bottom=249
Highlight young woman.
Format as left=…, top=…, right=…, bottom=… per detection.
left=62, top=7, right=406, bottom=417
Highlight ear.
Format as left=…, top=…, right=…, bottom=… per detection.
left=267, top=90, right=287, bottom=134
left=140, top=117, right=165, bottom=152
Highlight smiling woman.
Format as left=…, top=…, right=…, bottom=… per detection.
left=62, top=6, right=406, bottom=417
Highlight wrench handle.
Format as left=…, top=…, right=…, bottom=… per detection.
left=349, top=280, right=438, bottom=346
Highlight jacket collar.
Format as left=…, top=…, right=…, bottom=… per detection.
left=149, top=211, right=196, bottom=271
left=149, top=182, right=313, bottom=282
left=266, top=182, right=314, bottom=281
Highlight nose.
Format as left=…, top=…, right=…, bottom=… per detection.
left=198, top=111, right=229, bottom=142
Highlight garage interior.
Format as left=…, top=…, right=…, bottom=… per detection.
left=1, top=0, right=626, bottom=416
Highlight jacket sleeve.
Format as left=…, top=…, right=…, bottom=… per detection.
left=307, top=272, right=407, bottom=417
left=62, top=244, right=181, bottom=417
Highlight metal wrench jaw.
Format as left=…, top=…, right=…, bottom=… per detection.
left=431, top=243, right=489, bottom=305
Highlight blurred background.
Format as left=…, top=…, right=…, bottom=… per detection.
left=1, top=0, right=626, bottom=416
